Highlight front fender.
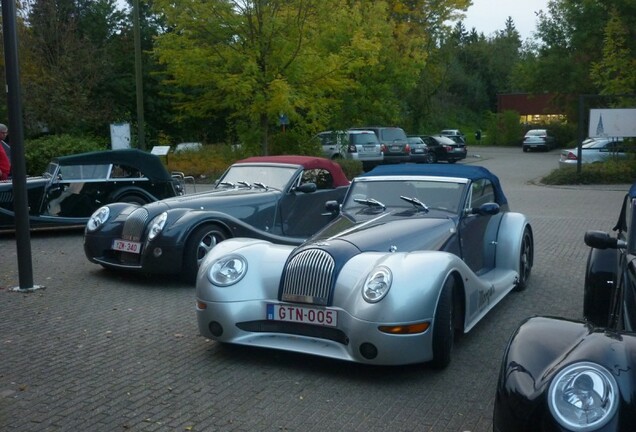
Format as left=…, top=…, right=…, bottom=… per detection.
left=496, top=212, right=532, bottom=273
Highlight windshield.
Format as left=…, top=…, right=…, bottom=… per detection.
left=343, top=179, right=464, bottom=214
left=218, top=165, right=298, bottom=190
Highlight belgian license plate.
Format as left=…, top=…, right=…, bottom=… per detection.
left=391, top=146, right=400, bottom=152
left=112, top=239, right=142, bottom=254
left=267, top=304, right=337, bottom=327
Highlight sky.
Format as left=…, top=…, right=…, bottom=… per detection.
left=460, top=0, right=550, bottom=41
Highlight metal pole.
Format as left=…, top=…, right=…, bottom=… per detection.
left=133, top=0, right=145, bottom=150
left=1, top=0, right=43, bottom=291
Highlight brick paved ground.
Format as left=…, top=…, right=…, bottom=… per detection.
left=0, top=147, right=629, bottom=431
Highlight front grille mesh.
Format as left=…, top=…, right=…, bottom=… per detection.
left=122, top=207, right=149, bottom=241
left=281, top=249, right=334, bottom=306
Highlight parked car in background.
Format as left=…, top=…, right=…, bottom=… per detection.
left=522, top=129, right=556, bottom=152
left=315, top=130, right=383, bottom=171
left=493, top=182, right=636, bottom=432
left=421, top=135, right=467, bottom=163
left=350, top=126, right=410, bottom=164
left=84, top=156, right=350, bottom=283
left=440, top=129, right=466, bottom=144
left=406, top=136, right=434, bottom=163
left=174, top=142, right=203, bottom=153
left=0, top=149, right=185, bottom=232
left=559, top=137, right=628, bottom=168
left=196, top=163, right=533, bottom=368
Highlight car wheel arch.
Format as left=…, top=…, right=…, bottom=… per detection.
left=182, top=221, right=232, bottom=284
left=430, top=272, right=464, bottom=369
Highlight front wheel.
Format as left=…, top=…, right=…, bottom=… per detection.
left=183, top=223, right=229, bottom=284
left=430, top=277, right=456, bottom=369
left=514, top=227, right=533, bottom=291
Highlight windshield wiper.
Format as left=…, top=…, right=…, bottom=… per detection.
left=237, top=181, right=251, bottom=188
left=253, top=182, right=268, bottom=189
left=354, top=197, right=386, bottom=210
left=400, top=195, right=429, bottom=212
left=219, top=181, right=235, bottom=188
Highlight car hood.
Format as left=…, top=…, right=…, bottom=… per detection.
left=303, top=211, right=457, bottom=253
left=140, top=187, right=280, bottom=215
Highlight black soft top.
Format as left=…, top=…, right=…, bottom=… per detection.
left=54, top=149, right=172, bottom=181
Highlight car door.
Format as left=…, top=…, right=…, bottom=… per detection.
left=457, top=179, right=501, bottom=274
left=43, top=163, right=109, bottom=217
left=278, top=168, right=342, bottom=237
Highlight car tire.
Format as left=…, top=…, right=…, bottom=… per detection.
left=514, top=227, right=533, bottom=291
left=429, top=153, right=437, bottom=163
left=430, top=276, right=455, bottom=369
left=183, top=223, right=229, bottom=284
left=447, top=159, right=457, bottom=164
left=522, top=146, right=529, bottom=152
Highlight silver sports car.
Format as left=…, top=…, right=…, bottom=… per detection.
left=196, top=163, right=533, bottom=368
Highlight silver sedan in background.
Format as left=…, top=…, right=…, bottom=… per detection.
left=558, top=137, right=627, bottom=169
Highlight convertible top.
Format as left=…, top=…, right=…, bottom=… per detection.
left=237, top=155, right=350, bottom=187
left=361, top=163, right=507, bottom=205
left=55, top=149, right=172, bottom=181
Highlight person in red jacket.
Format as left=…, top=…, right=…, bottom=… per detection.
left=0, top=141, right=10, bottom=180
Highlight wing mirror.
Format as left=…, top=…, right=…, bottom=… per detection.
left=295, top=182, right=317, bottom=193
left=325, top=200, right=340, bottom=213
left=584, top=230, right=626, bottom=249
left=470, top=202, right=500, bottom=216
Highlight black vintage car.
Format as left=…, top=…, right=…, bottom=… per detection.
left=493, top=182, right=636, bottom=432
left=0, top=149, right=184, bottom=231
left=84, top=155, right=350, bottom=283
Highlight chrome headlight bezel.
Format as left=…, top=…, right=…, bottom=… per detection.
left=86, top=206, right=110, bottom=232
left=147, top=212, right=168, bottom=241
left=548, top=361, right=619, bottom=431
left=362, top=266, right=392, bottom=303
left=207, top=254, right=248, bottom=287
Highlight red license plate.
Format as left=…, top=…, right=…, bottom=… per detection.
left=267, top=304, right=337, bottom=327
left=112, top=239, right=142, bottom=254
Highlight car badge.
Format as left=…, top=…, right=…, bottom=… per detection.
left=314, top=242, right=330, bottom=246
left=389, top=245, right=397, bottom=252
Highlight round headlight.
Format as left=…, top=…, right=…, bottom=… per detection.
left=207, top=255, right=247, bottom=286
left=86, top=206, right=110, bottom=232
left=548, top=361, right=619, bottom=431
left=362, top=266, right=392, bottom=303
left=147, top=212, right=168, bottom=241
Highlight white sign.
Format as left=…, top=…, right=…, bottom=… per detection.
left=110, top=123, right=131, bottom=149
left=589, top=108, right=636, bottom=138
left=150, top=146, right=171, bottom=156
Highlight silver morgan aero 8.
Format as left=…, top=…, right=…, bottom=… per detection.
left=83, top=155, right=350, bottom=283
left=196, top=163, right=534, bottom=368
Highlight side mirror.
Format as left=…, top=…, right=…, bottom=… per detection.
left=295, top=182, right=317, bottom=193
left=470, top=202, right=500, bottom=216
left=325, top=200, right=340, bottom=213
left=584, top=230, right=621, bottom=249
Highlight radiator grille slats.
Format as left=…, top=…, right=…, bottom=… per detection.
left=281, top=249, right=334, bottom=306
left=122, top=208, right=149, bottom=241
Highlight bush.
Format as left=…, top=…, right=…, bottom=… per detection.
left=334, top=159, right=364, bottom=179
left=542, top=158, right=636, bottom=185
left=166, top=144, right=238, bottom=181
left=483, top=110, right=524, bottom=147
left=25, top=134, right=108, bottom=175
left=268, top=131, right=322, bottom=156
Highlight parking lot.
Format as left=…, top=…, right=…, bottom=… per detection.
left=0, top=147, right=630, bottom=432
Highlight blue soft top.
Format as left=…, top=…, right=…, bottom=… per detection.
left=361, top=163, right=507, bottom=205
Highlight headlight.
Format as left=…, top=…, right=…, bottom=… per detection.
left=548, top=361, right=619, bottom=431
left=207, top=254, right=247, bottom=286
left=362, top=266, right=392, bottom=303
left=86, top=206, right=110, bottom=232
left=147, top=212, right=168, bottom=241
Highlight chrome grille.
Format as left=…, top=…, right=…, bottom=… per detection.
left=121, top=207, right=149, bottom=241
left=281, top=249, right=334, bottom=306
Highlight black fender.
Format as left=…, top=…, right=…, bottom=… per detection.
left=584, top=246, right=619, bottom=327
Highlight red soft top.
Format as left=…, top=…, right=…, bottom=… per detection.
left=236, top=155, right=350, bottom=187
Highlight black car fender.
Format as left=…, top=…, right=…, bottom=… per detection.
left=584, top=246, right=619, bottom=327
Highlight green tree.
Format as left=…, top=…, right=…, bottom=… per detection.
left=590, top=8, right=636, bottom=96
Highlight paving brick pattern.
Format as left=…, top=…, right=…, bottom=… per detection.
left=0, top=147, right=630, bottom=432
